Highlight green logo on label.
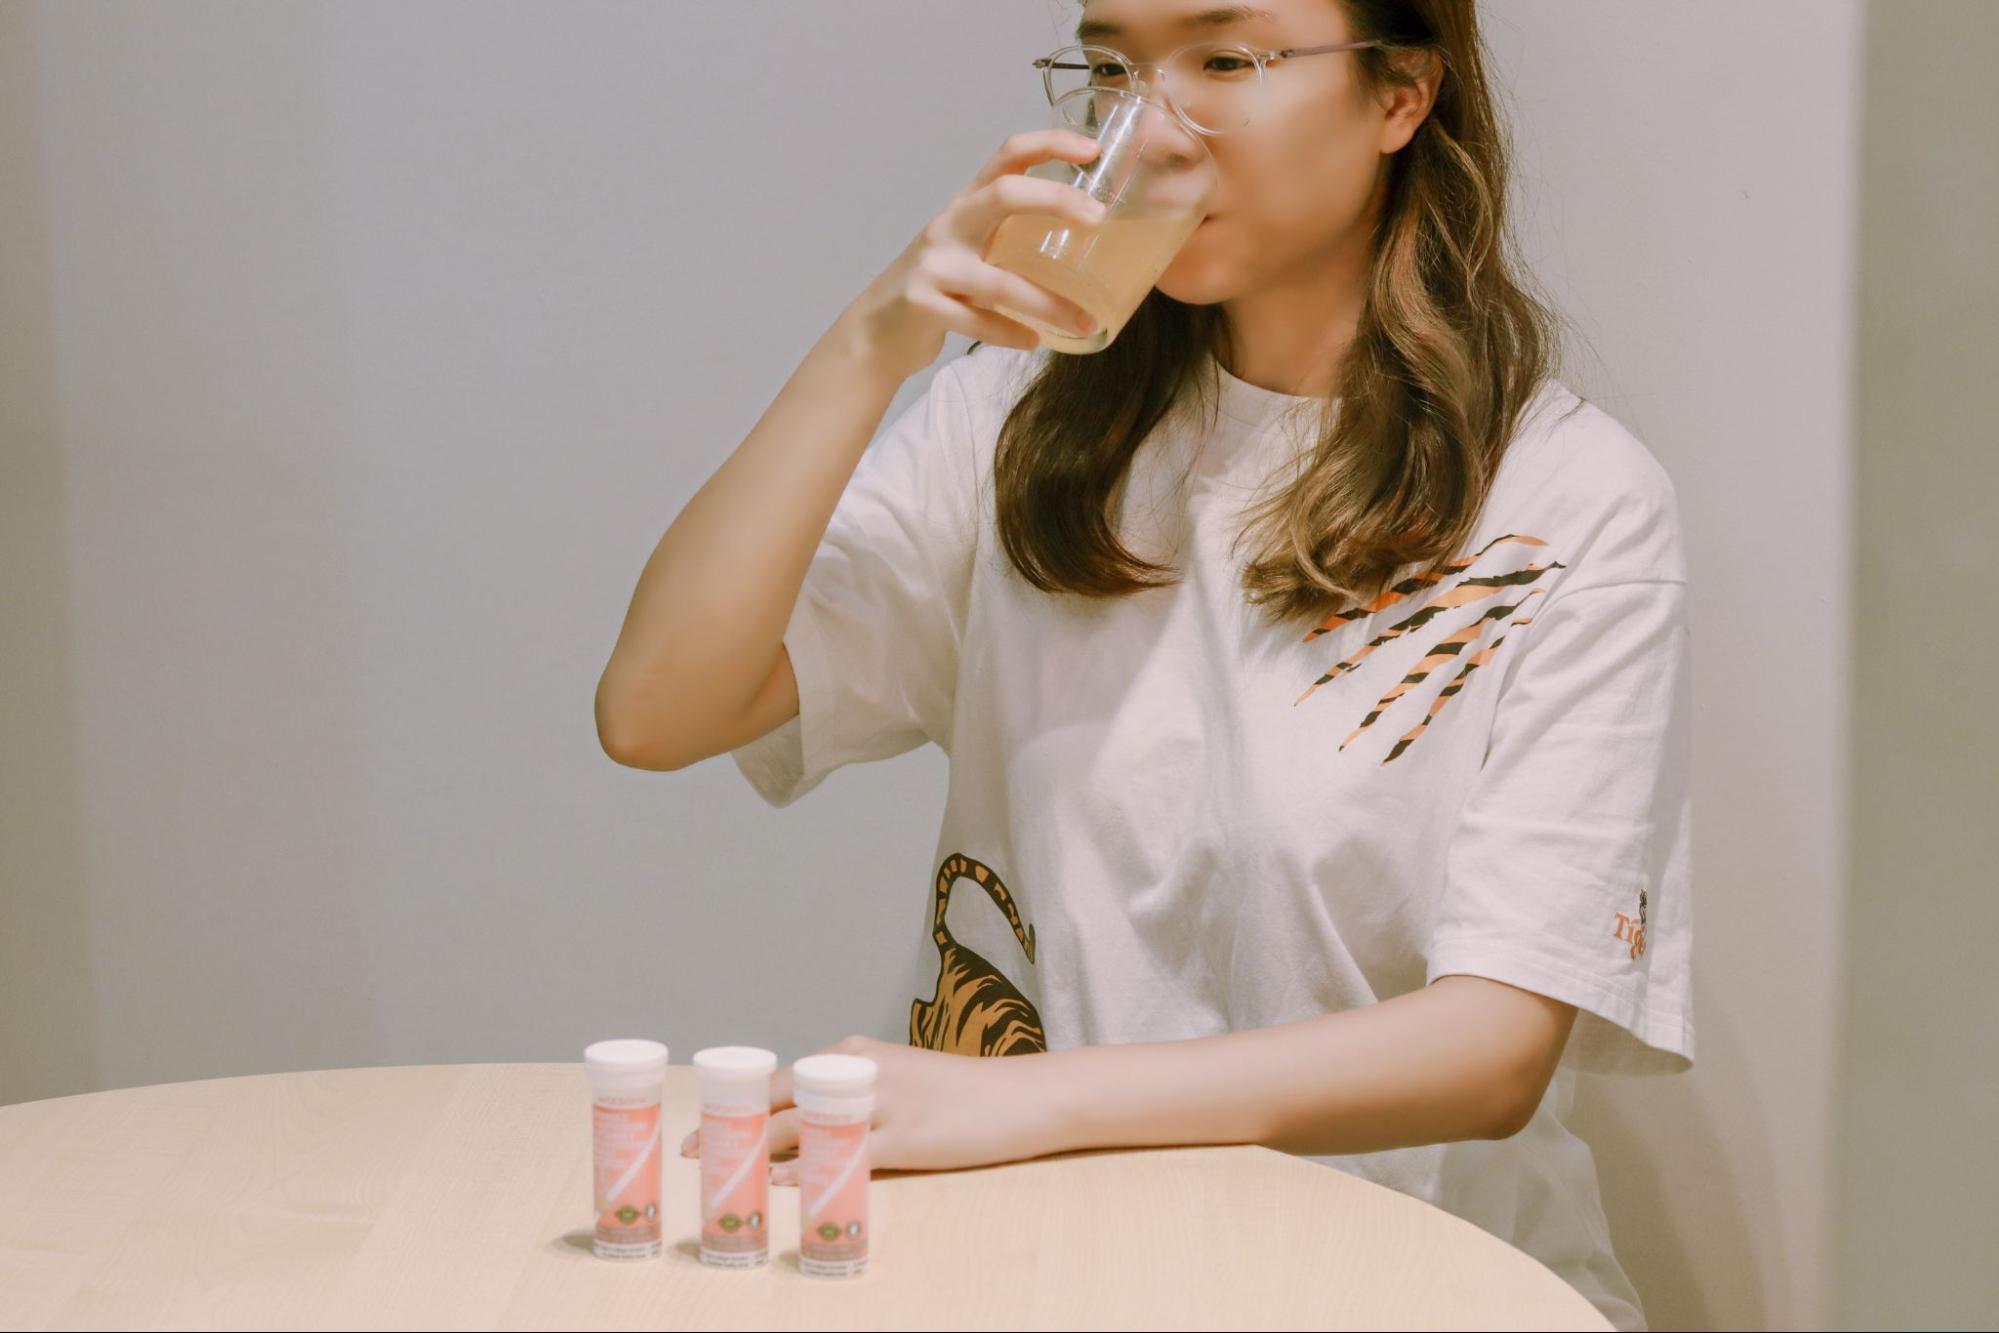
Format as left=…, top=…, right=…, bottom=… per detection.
left=818, top=1222, right=841, bottom=1241
left=721, top=1213, right=742, bottom=1231
left=617, top=1206, right=639, bottom=1224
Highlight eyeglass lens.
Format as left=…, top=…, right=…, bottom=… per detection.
left=1044, top=43, right=1263, bottom=134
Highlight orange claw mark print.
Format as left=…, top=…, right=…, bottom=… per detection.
left=1294, top=534, right=1565, bottom=765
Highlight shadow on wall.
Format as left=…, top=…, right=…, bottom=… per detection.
left=0, top=1, right=99, bottom=1107
left=1570, top=974, right=1772, bottom=1331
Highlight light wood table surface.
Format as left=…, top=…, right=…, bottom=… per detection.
left=0, top=1063, right=1610, bottom=1330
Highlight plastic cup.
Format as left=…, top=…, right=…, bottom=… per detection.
left=982, top=82, right=1218, bottom=353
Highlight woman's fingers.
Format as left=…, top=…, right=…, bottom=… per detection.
left=768, top=1107, right=801, bottom=1185
left=842, top=127, right=1105, bottom=378
left=946, top=171, right=1107, bottom=253
left=968, top=126, right=1101, bottom=192
left=684, top=1108, right=889, bottom=1183
left=769, top=1112, right=890, bottom=1187
left=923, top=248, right=1098, bottom=337
left=682, top=1062, right=796, bottom=1159
left=765, top=1106, right=801, bottom=1163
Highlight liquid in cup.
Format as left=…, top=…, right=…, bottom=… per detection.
left=983, top=84, right=1216, bottom=353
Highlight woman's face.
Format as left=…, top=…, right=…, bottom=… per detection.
left=1067, top=0, right=1426, bottom=305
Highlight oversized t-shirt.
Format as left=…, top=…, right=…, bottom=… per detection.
left=730, top=340, right=1695, bottom=1331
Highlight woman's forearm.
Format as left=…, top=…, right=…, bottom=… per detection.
left=1026, top=975, right=1577, bottom=1160
left=595, top=307, right=906, bottom=770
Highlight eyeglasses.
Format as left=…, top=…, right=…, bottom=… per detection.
left=1032, top=38, right=1395, bottom=137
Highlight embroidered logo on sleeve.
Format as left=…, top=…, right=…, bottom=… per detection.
left=1293, top=533, right=1565, bottom=764
left=1613, top=887, right=1649, bottom=959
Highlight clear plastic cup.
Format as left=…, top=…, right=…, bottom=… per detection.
left=982, top=82, right=1218, bottom=354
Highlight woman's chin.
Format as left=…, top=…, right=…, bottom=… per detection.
left=1156, top=263, right=1234, bottom=307
left=1155, top=223, right=1231, bottom=301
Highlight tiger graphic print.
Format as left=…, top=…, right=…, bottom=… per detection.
left=909, top=852, right=1047, bottom=1056
left=1295, top=532, right=1565, bottom=763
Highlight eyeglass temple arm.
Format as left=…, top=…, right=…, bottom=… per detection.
left=1272, top=39, right=1391, bottom=60
left=1036, top=38, right=1391, bottom=70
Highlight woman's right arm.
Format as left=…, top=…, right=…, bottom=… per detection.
left=595, top=129, right=1106, bottom=772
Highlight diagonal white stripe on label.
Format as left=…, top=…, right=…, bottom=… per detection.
left=804, top=1139, right=865, bottom=1222
left=705, top=1124, right=763, bottom=1214
left=602, top=1120, right=659, bottom=1210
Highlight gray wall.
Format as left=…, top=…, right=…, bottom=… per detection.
left=1836, top=3, right=1999, bottom=1327
left=1, top=2, right=1880, bottom=1327
left=1487, top=8, right=1863, bottom=1328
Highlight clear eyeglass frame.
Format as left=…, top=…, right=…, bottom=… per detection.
left=1031, top=37, right=1396, bottom=137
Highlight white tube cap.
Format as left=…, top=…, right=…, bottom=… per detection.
left=693, top=1046, right=777, bottom=1106
left=584, top=1038, right=668, bottom=1099
left=693, top=1045, right=777, bottom=1076
left=791, top=1052, right=877, bottom=1098
left=584, top=1038, right=668, bottom=1072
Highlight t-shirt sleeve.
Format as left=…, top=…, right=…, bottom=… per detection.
left=1425, top=476, right=1696, bottom=1076
left=728, top=355, right=981, bottom=808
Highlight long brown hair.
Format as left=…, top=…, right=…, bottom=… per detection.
left=984, top=0, right=1571, bottom=626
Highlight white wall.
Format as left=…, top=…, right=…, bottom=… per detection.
left=1487, top=7, right=1862, bottom=1329
left=2, top=3, right=1860, bottom=1327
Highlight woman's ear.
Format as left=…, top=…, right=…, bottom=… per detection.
left=1377, top=47, right=1444, bottom=155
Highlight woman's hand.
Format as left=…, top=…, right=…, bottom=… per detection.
left=838, top=128, right=1108, bottom=382
left=677, top=1033, right=1066, bottom=1181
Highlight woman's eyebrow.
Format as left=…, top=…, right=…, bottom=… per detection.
left=1075, top=4, right=1277, bottom=43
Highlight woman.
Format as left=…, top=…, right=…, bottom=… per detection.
left=598, top=2, right=1692, bottom=1327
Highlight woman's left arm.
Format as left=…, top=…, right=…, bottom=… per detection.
left=1030, top=974, right=1577, bottom=1157
left=746, top=978, right=1579, bottom=1182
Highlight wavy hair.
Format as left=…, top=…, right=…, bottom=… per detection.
left=983, top=0, right=1571, bottom=624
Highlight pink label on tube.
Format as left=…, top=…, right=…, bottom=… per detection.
left=593, top=1099, right=662, bottom=1257
left=798, top=1116, right=869, bottom=1275
left=699, top=1107, right=770, bottom=1262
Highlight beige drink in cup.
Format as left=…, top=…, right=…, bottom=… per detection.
left=983, top=83, right=1217, bottom=354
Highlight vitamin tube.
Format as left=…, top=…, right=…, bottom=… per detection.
left=792, top=1052, right=877, bottom=1278
left=584, top=1038, right=668, bottom=1260
left=692, top=1046, right=779, bottom=1268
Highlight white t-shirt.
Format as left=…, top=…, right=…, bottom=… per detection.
left=731, top=341, right=1694, bottom=1331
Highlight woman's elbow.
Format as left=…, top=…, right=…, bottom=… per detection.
left=596, top=681, right=686, bottom=771
left=1482, top=1079, right=1543, bottom=1140
left=1480, top=1035, right=1572, bottom=1140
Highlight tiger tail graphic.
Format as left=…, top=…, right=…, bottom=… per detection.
left=909, top=852, right=1047, bottom=1056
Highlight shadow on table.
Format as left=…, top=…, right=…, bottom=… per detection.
left=551, top=1231, right=825, bottom=1276
left=543, top=1145, right=1192, bottom=1267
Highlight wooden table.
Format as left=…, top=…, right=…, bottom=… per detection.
left=0, top=1064, right=1610, bottom=1330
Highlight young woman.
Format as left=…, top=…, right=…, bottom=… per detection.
left=599, top=2, right=1692, bottom=1327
